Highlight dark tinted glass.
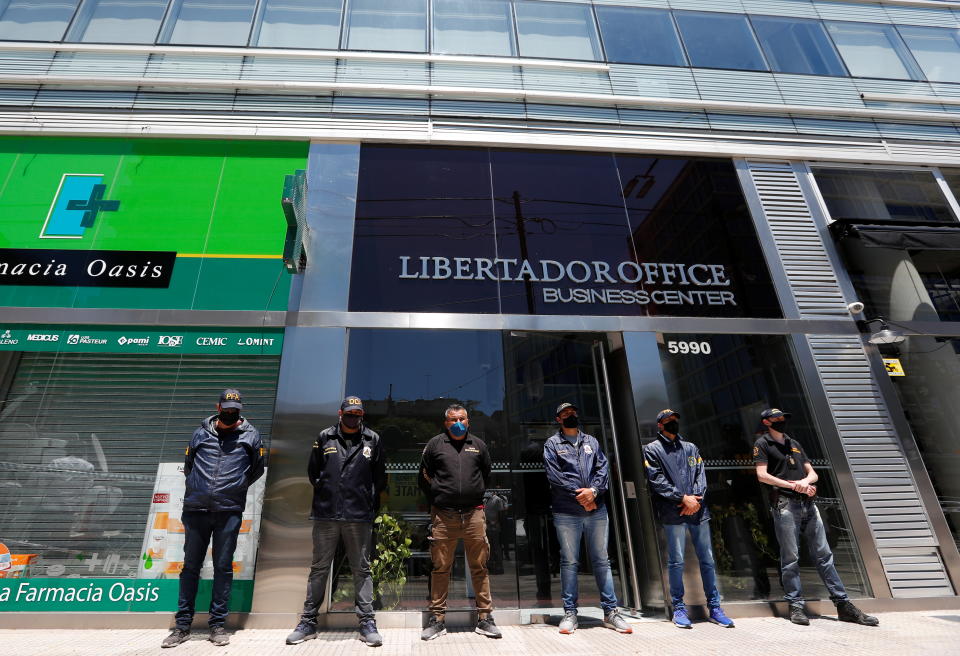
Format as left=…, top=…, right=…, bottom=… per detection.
left=595, top=6, right=687, bottom=66
left=674, top=11, right=767, bottom=71
left=812, top=168, right=954, bottom=224
left=751, top=15, right=847, bottom=76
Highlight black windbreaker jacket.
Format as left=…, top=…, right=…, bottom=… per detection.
left=308, top=424, right=386, bottom=521
left=418, top=432, right=491, bottom=510
left=183, top=416, right=265, bottom=513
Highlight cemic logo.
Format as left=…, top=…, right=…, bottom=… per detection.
left=39, top=174, right=120, bottom=239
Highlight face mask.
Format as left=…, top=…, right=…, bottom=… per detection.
left=218, top=410, right=240, bottom=425
left=561, top=415, right=579, bottom=429
left=341, top=414, right=361, bottom=429
left=448, top=420, right=467, bottom=437
left=662, top=420, right=679, bottom=434
left=770, top=419, right=787, bottom=432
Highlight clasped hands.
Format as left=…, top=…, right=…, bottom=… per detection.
left=677, top=494, right=702, bottom=516
left=790, top=480, right=817, bottom=497
left=575, top=487, right=597, bottom=511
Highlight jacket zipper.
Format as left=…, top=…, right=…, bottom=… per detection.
left=212, top=432, right=223, bottom=508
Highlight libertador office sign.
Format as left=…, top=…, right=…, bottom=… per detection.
left=398, top=255, right=737, bottom=307
left=0, top=249, right=176, bottom=288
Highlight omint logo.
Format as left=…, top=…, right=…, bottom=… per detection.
left=39, top=174, right=120, bottom=239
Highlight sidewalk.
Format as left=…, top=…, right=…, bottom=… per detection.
left=4, top=611, right=958, bottom=656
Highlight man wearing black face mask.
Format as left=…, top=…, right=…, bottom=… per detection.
left=287, top=396, right=386, bottom=647
left=162, top=389, right=265, bottom=649
left=754, top=408, right=878, bottom=628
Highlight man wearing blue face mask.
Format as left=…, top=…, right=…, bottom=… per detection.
left=418, top=404, right=499, bottom=641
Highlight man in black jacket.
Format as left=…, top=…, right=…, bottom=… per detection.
left=418, top=404, right=501, bottom=641
left=162, top=389, right=265, bottom=649
left=286, top=396, right=387, bottom=647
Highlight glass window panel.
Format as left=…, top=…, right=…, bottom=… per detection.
left=70, top=0, right=166, bottom=44
left=595, top=5, right=686, bottom=66
left=514, top=0, right=601, bottom=61
left=432, top=0, right=514, bottom=57
left=812, top=168, right=954, bottom=224
left=167, top=0, right=257, bottom=47
left=825, top=21, right=923, bottom=81
left=898, top=25, right=960, bottom=84
left=255, top=0, right=342, bottom=49
left=0, top=0, right=79, bottom=41
left=751, top=15, right=847, bottom=77
left=674, top=11, right=767, bottom=71
left=344, top=0, right=426, bottom=53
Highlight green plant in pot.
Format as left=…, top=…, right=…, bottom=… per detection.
left=372, top=510, right=412, bottom=610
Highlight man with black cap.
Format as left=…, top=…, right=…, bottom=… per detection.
left=162, top=389, right=265, bottom=648
left=543, top=402, right=632, bottom=635
left=754, top=408, right=878, bottom=628
left=418, top=404, right=501, bottom=641
left=643, top=409, right=734, bottom=629
left=286, top=396, right=387, bottom=647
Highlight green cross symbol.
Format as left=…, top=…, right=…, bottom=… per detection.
left=67, top=184, right=120, bottom=228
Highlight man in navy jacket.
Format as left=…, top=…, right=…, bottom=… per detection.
left=644, top=409, right=733, bottom=630
left=162, top=388, right=265, bottom=649
left=543, top=402, right=631, bottom=635
left=286, top=396, right=387, bottom=648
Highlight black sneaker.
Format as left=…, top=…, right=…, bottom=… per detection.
left=359, top=619, right=383, bottom=647
left=209, top=626, right=230, bottom=647
left=161, top=628, right=190, bottom=648
left=286, top=621, right=317, bottom=645
left=475, top=615, right=502, bottom=639
left=420, top=615, right=446, bottom=641
left=836, top=600, right=879, bottom=626
left=789, top=604, right=810, bottom=626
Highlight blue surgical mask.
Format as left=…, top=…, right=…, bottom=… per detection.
left=449, top=421, right=467, bottom=437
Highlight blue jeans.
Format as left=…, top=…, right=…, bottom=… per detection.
left=553, top=508, right=618, bottom=614
left=664, top=520, right=721, bottom=610
left=772, top=497, right=847, bottom=605
left=175, top=510, right=243, bottom=629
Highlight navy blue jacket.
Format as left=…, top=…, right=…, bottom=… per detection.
left=309, top=423, right=386, bottom=521
left=643, top=433, right=709, bottom=525
left=543, top=430, right=609, bottom=515
left=183, top=416, right=265, bottom=513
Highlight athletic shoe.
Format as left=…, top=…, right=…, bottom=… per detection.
left=790, top=604, right=810, bottom=626
left=209, top=626, right=230, bottom=646
left=420, top=615, right=447, bottom=641
left=836, top=601, right=879, bottom=626
left=285, top=621, right=318, bottom=645
left=708, top=607, right=735, bottom=628
left=558, top=610, right=578, bottom=634
left=359, top=619, right=383, bottom=646
left=475, top=615, right=502, bottom=639
left=603, top=611, right=633, bottom=634
left=161, top=628, right=190, bottom=648
left=672, top=607, right=692, bottom=629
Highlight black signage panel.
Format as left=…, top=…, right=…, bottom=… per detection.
left=0, top=249, right=176, bottom=288
left=349, top=146, right=781, bottom=318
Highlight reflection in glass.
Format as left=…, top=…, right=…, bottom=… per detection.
left=594, top=6, right=686, bottom=67
left=751, top=15, right=847, bottom=77
left=255, top=0, right=342, bottom=49
left=167, top=0, right=257, bottom=46
left=344, top=0, right=427, bottom=53
left=70, top=0, right=166, bottom=44
left=0, top=0, right=79, bottom=41
left=514, top=0, right=602, bottom=61
left=825, top=21, right=922, bottom=81
left=897, top=26, right=960, bottom=84
left=674, top=11, right=767, bottom=71
left=432, top=0, right=514, bottom=57
left=812, top=168, right=954, bottom=224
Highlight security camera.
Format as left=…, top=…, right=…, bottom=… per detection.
left=847, top=301, right=865, bottom=315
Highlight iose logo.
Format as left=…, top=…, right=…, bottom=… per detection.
left=158, top=335, right=183, bottom=347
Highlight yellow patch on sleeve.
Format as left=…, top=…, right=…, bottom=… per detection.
left=644, top=460, right=651, bottom=468
left=185, top=447, right=190, bottom=456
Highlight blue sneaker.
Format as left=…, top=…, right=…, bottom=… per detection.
left=709, top=607, right=735, bottom=628
left=672, top=608, right=692, bottom=629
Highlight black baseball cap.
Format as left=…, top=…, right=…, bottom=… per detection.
left=760, top=408, right=792, bottom=420
left=656, top=409, right=679, bottom=423
left=341, top=396, right=364, bottom=412
left=555, top=402, right=578, bottom=416
left=219, top=388, right=243, bottom=410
